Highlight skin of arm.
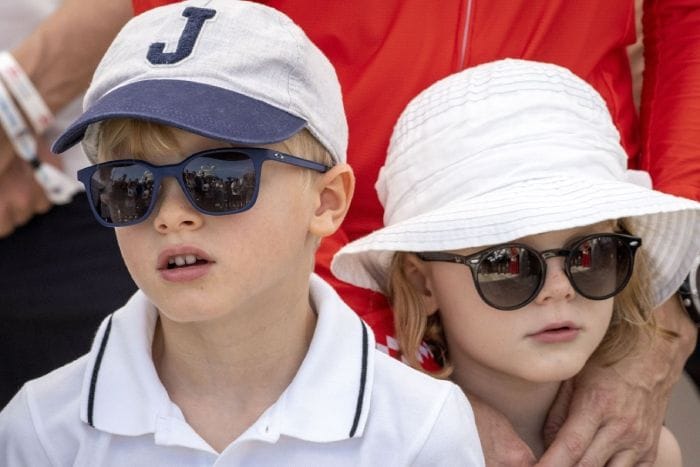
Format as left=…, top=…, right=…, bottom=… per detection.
left=469, top=395, right=537, bottom=466
left=537, top=296, right=697, bottom=467
left=0, top=0, right=132, bottom=236
left=0, top=137, right=53, bottom=236
left=654, top=426, right=682, bottom=467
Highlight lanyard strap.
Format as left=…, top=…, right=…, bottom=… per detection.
left=0, top=78, right=81, bottom=204
left=0, top=51, right=54, bottom=134
left=0, top=77, right=36, bottom=161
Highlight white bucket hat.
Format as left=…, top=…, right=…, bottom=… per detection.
left=331, top=59, right=700, bottom=307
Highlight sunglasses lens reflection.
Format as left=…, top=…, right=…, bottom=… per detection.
left=477, top=247, right=543, bottom=309
left=88, top=151, right=260, bottom=226
left=182, top=153, right=256, bottom=214
left=569, top=236, right=630, bottom=299
left=474, top=235, right=634, bottom=310
left=91, top=162, right=154, bottom=225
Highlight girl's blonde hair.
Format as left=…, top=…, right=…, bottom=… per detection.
left=96, top=118, right=333, bottom=167
left=386, top=218, right=674, bottom=378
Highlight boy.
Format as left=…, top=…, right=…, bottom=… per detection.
left=0, top=1, right=484, bottom=465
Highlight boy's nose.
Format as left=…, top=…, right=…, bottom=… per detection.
left=151, top=178, right=204, bottom=233
left=533, top=258, right=575, bottom=305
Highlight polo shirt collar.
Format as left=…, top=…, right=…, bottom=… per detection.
left=272, top=274, right=374, bottom=442
left=79, top=274, right=374, bottom=445
left=79, top=291, right=169, bottom=436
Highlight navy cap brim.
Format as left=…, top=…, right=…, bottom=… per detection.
left=52, top=79, right=306, bottom=154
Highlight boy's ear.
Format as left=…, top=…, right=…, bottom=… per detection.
left=308, top=163, right=355, bottom=237
left=403, top=254, right=440, bottom=316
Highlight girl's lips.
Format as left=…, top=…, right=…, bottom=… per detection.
left=528, top=322, right=581, bottom=343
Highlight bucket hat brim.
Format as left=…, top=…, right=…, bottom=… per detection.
left=332, top=174, right=700, bottom=306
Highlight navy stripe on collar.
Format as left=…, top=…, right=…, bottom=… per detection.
left=88, top=314, right=114, bottom=427
left=349, top=318, right=369, bottom=437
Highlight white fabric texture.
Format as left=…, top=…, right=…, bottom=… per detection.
left=0, top=275, right=484, bottom=466
left=332, top=59, right=700, bottom=306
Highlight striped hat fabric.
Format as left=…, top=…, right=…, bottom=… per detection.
left=331, top=59, right=700, bottom=307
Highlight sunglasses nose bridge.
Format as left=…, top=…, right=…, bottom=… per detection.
left=148, top=160, right=197, bottom=209
left=532, top=249, right=577, bottom=305
left=539, top=248, right=571, bottom=274
left=540, top=248, right=569, bottom=260
left=156, top=162, right=193, bottom=200
left=160, top=162, right=187, bottom=180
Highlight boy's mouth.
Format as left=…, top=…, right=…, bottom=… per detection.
left=157, top=247, right=213, bottom=271
left=166, top=254, right=209, bottom=269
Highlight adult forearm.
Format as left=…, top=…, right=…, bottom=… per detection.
left=0, top=0, right=132, bottom=236
left=11, top=0, right=132, bottom=113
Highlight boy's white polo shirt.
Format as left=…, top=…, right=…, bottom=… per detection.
left=0, top=274, right=484, bottom=466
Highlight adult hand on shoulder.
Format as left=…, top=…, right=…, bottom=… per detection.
left=538, top=296, right=697, bottom=467
left=469, top=394, right=537, bottom=466
left=0, top=134, right=53, bottom=237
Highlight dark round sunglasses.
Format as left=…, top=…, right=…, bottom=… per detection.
left=417, top=233, right=642, bottom=310
left=77, top=147, right=331, bottom=227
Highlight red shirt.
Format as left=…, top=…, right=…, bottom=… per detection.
left=133, top=0, right=700, bottom=364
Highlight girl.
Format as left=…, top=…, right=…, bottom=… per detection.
left=332, top=59, right=700, bottom=464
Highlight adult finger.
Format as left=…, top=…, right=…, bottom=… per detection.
left=542, top=379, right=574, bottom=447
left=603, top=449, right=648, bottom=467
left=37, top=134, right=63, bottom=168
left=0, top=132, right=14, bottom=175
left=537, top=400, right=602, bottom=467
left=0, top=156, right=51, bottom=237
left=573, top=426, right=639, bottom=467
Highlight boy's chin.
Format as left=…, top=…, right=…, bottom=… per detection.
left=155, top=306, right=231, bottom=325
left=152, top=293, right=237, bottom=325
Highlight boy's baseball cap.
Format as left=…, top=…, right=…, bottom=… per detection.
left=52, top=0, right=347, bottom=164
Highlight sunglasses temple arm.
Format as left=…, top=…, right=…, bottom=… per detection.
left=272, top=152, right=330, bottom=173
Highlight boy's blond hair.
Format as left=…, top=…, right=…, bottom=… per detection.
left=96, top=119, right=334, bottom=168
left=386, top=219, right=672, bottom=378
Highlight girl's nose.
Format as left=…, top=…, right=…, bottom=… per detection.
left=533, top=258, right=575, bottom=305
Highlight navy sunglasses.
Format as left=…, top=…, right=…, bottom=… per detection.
left=77, top=147, right=330, bottom=227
